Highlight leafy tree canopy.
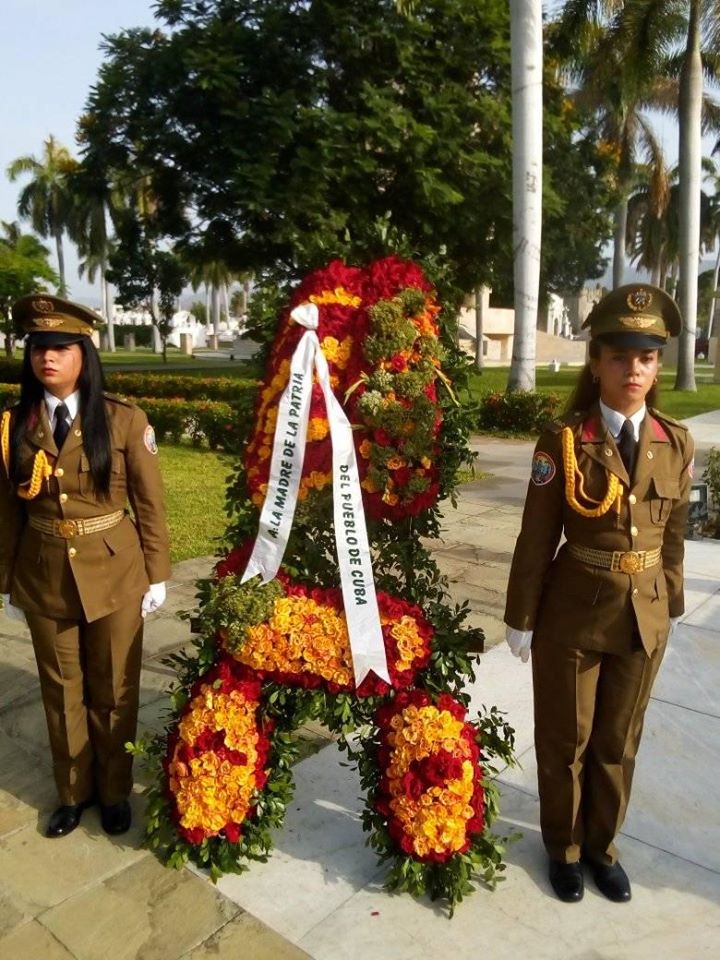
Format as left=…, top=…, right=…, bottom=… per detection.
left=81, top=0, right=616, bottom=306
left=0, top=223, right=59, bottom=352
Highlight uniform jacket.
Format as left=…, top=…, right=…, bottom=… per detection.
left=0, top=394, right=171, bottom=622
left=504, top=403, right=693, bottom=656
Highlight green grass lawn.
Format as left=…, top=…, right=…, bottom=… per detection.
left=98, top=348, right=262, bottom=378
left=466, top=365, right=720, bottom=421
left=158, top=445, right=234, bottom=562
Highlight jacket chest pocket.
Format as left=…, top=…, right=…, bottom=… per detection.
left=79, top=452, right=126, bottom=495
left=649, top=477, right=680, bottom=524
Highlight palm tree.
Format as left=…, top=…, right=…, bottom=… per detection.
left=185, top=251, right=236, bottom=339
left=551, top=4, right=678, bottom=289
left=6, top=136, right=78, bottom=296
left=702, top=157, right=720, bottom=338
left=68, top=165, right=119, bottom=350
left=555, top=1, right=720, bottom=390
left=627, top=173, right=712, bottom=291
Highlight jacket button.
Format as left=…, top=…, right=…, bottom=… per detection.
left=68, top=547, right=77, bottom=558
left=55, top=468, right=64, bottom=478
left=630, top=525, right=639, bottom=536
left=632, top=588, right=639, bottom=597
left=647, top=450, right=654, bottom=460
left=604, top=448, right=613, bottom=456
left=628, top=493, right=637, bottom=504
left=74, top=429, right=82, bottom=437
left=59, top=493, right=68, bottom=503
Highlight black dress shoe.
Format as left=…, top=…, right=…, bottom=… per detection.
left=100, top=800, right=132, bottom=835
left=548, top=860, right=584, bottom=902
left=587, top=859, right=632, bottom=902
left=46, top=799, right=95, bottom=838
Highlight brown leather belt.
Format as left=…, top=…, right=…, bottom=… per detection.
left=567, top=543, right=662, bottom=575
left=28, top=510, right=125, bottom=539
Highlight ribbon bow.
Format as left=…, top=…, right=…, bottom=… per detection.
left=242, top=303, right=391, bottom=686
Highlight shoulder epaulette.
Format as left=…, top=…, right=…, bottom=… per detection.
left=103, top=392, right=134, bottom=408
left=546, top=409, right=585, bottom=434
left=648, top=407, right=689, bottom=431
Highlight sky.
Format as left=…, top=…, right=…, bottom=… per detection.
left=0, top=1, right=716, bottom=306
left=0, top=0, right=158, bottom=304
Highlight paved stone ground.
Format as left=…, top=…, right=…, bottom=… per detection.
left=0, top=556, right=314, bottom=959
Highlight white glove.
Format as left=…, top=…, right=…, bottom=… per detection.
left=669, top=616, right=681, bottom=637
left=141, top=582, right=166, bottom=618
left=1, top=593, right=27, bottom=624
left=506, top=626, right=533, bottom=663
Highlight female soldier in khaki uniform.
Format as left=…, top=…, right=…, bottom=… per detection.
left=0, top=295, right=171, bottom=837
left=504, top=284, right=693, bottom=903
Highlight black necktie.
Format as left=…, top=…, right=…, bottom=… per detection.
left=617, top=418, right=637, bottom=478
left=53, top=402, right=70, bottom=450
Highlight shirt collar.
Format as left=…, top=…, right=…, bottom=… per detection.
left=45, top=390, right=80, bottom=423
left=599, top=398, right=646, bottom=442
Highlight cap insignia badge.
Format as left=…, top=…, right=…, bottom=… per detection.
left=626, top=289, right=652, bottom=312
left=31, top=298, right=55, bottom=313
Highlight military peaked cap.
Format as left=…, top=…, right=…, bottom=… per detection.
left=582, top=284, right=682, bottom=350
left=13, top=294, right=100, bottom=346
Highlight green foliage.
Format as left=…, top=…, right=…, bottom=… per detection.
left=189, top=300, right=208, bottom=325
left=117, top=324, right=154, bottom=348
left=349, top=701, right=519, bottom=915
left=105, top=372, right=259, bottom=403
left=107, top=209, right=188, bottom=361
left=702, top=447, right=720, bottom=534
left=477, top=390, right=563, bottom=435
left=0, top=223, right=58, bottom=354
left=81, top=0, right=615, bottom=305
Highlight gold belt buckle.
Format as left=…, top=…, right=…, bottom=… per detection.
left=56, top=519, right=78, bottom=539
left=618, top=551, right=643, bottom=574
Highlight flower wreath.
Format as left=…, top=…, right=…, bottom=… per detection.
left=141, top=257, right=516, bottom=913
left=245, top=255, right=446, bottom=519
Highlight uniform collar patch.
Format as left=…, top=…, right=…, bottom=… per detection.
left=581, top=415, right=603, bottom=442
left=649, top=415, right=670, bottom=441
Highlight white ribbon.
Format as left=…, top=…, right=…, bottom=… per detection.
left=242, top=303, right=390, bottom=686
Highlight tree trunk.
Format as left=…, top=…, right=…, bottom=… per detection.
left=507, top=0, right=542, bottom=393
left=211, top=284, right=220, bottom=337
left=707, top=241, right=720, bottom=341
left=674, top=0, right=702, bottom=392
left=612, top=200, right=627, bottom=289
left=151, top=291, right=162, bottom=353
left=102, top=258, right=116, bottom=352
left=55, top=230, right=67, bottom=296
left=474, top=288, right=484, bottom=372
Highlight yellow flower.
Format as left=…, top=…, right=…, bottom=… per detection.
left=307, top=417, right=329, bottom=442
left=358, top=440, right=372, bottom=459
left=309, top=288, right=362, bottom=308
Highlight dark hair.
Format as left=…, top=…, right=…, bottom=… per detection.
left=11, top=338, right=112, bottom=496
left=565, top=340, right=660, bottom=413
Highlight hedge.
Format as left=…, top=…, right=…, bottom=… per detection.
left=104, top=373, right=258, bottom=402
left=477, top=390, right=563, bottom=434
left=0, top=385, right=252, bottom=452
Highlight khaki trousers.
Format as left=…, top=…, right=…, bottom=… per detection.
left=532, top=634, right=667, bottom=865
left=26, top=603, right=144, bottom=806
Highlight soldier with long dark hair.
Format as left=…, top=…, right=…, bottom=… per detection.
left=1, top=295, right=171, bottom=838
left=504, top=285, right=693, bottom=903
